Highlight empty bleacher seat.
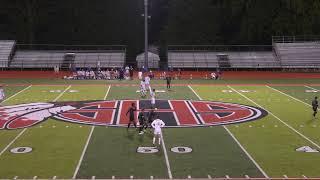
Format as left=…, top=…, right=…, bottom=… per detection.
left=0, top=40, right=15, bottom=67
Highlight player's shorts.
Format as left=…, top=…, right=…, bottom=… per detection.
left=145, top=83, right=150, bottom=88
left=151, top=98, right=155, bottom=105
left=313, top=107, right=318, bottom=112
left=154, top=129, right=162, bottom=135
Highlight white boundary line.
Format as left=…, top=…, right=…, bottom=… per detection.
left=1, top=85, right=32, bottom=104
left=266, top=86, right=312, bottom=108
left=188, top=85, right=268, bottom=178
left=72, top=85, right=111, bottom=179
left=160, top=133, right=173, bottom=179
left=0, top=85, right=70, bottom=159
left=229, top=85, right=320, bottom=150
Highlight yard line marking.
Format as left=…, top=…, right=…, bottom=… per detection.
left=161, top=133, right=173, bottom=179
left=33, top=176, right=37, bottom=180
left=0, top=128, right=27, bottom=157
left=150, top=176, right=153, bottom=179
left=52, top=176, right=57, bottom=179
left=283, top=175, right=288, bottom=178
left=1, top=85, right=32, bottom=104
left=72, top=126, right=95, bottom=179
left=187, top=175, right=191, bottom=179
left=267, top=86, right=312, bottom=108
left=229, top=86, right=320, bottom=150
left=245, top=175, right=250, bottom=179
left=91, top=176, right=95, bottom=180
left=112, top=176, right=115, bottom=179
left=53, top=85, right=71, bottom=102
left=207, top=175, right=212, bottom=179
left=225, top=175, right=230, bottom=179
left=13, top=176, right=18, bottom=180
left=223, top=126, right=269, bottom=178
left=72, top=85, right=110, bottom=179
left=0, top=85, right=70, bottom=159
left=130, top=175, right=133, bottom=179
left=188, top=85, right=269, bottom=178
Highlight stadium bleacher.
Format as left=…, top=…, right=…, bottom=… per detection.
left=10, top=51, right=65, bottom=68
left=275, top=42, right=320, bottom=68
left=168, top=51, right=280, bottom=68
left=168, top=52, right=219, bottom=68
left=74, top=52, right=125, bottom=68
left=0, top=40, right=15, bottom=68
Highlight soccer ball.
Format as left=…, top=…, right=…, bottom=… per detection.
left=154, top=108, right=158, bottom=110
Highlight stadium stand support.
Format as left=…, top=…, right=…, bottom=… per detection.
left=0, top=40, right=16, bottom=68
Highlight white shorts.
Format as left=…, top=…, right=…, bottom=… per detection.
left=154, top=129, right=162, bottom=135
left=151, top=98, right=155, bottom=105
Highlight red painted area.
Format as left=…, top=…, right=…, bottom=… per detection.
left=6, top=117, right=39, bottom=129
left=191, top=101, right=252, bottom=124
left=1, top=70, right=320, bottom=79
left=170, top=100, right=199, bottom=125
left=118, top=100, right=138, bottom=124
left=60, top=101, right=116, bottom=125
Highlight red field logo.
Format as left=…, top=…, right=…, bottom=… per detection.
left=0, top=100, right=267, bottom=129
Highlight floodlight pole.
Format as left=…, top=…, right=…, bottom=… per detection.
left=144, top=0, right=149, bottom=69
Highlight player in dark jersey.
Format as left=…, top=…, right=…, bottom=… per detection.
left=138, top=109, right=147, bottom=134
left=166, top=75, right=171, bottom=90
left=312, top=96, right=318, bottom=117
left=146, top=109, right=156, bottom=129
left=126, top=103, right=137, bottom=129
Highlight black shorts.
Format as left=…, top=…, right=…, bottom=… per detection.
left=313, top=107, right=318, bottom=112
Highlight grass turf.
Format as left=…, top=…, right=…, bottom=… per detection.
left=0, top=82, right=320, bottom=178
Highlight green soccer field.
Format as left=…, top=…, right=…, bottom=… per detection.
left=0, top=80, right=320, bottom=179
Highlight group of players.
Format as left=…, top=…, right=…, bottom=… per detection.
left=125, top=74, right=171, bottom=145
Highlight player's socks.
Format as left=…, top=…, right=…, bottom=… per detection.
left=153, top=137, right=155, bottom=144
left=158, top=138, right=161, bottom=145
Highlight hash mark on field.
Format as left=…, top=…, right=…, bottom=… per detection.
left=52, top=176, right=57, bottom=179
left=187, top=175, right=191, bottom=179
left=130, top=175, right=133, bottom=179
left=245, top=175, right=250, bottom=179
left=231, top=86, right=320, bottom=150
left=91, top=176, right=95, bottom=180
left=33, top=176, right=37, bottom=180
left=189, top=85, right=269, bottom=178
left=13, top=176, right=18, bottom=179
left=226, top=175, right=230, bottom=179
left=112, top=176, right=115, bottom=179
left=150, top=176, right=153, bottom=180
left=302, top=175, right=308, bottom=179
left=207, top=175, right=212, bottom=179
left=283, top=175, right=288, bottom=178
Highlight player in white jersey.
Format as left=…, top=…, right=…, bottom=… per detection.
left=140, top=79, right=146, bottom=97
left=150, top=89, right=156, bottom=109
left=144, top=76, right=151, bottom=93
left=151, top=116, right=165, bottom=145
left=0, top=86, right=4, bottom=103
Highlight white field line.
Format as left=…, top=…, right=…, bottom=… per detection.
left=305, top=85, right=319, bottom=92
left=266, top=86, right=312, bottom=108
left=223, top=126, right=269, bottom=178
left=188, top=85, right=268, bottom=178
left=72, top=85, right=111, bottom=179
left=0, top=85, right=71, bottom=159
left=0, top=128, right=27, bottom=156
left=160, top=133, right=173, bottom=179
left=104, top=85, right=111, bottom=100
left=72, top=126, right=95, bottom=179
left=1, top=85, right=32, bottom=104
left=53, top=85, right=71, bottom=102
left=229, top=85, right=320, bottom=150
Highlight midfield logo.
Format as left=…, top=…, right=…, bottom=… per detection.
left=0, top=100, right=268, bottom=130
